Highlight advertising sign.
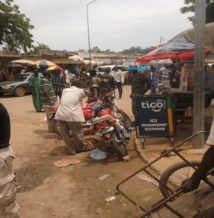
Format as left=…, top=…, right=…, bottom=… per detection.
left=134, top=95, right=176, bottom=137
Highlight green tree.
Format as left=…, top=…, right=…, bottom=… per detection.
left=78, top=49, right=86, bottom=52
left=121, top=46, right=156, bottom=54
left=90, top=46, right=101, bottom=53
left=180, top=0, right=214, bottom=24
left=104, top=49, right=115, bottom=53
left=29, top=43, right=50, bottom=55
left=0, top=0, right=34, bottom=52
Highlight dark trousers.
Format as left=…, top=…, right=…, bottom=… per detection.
left=116, top=82, right=123, bottom=98
left=192, top=145, right=214, bottom=181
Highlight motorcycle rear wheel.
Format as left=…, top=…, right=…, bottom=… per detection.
left=110, top=133, right=128, bottom=158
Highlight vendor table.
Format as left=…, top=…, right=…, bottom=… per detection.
left=168, top=88, right=213, bottom=123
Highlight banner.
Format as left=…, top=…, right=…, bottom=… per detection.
left=134, top=95, right=176, bottom=137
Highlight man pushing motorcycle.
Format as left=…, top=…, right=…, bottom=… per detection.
left=55, top=80, right=93, bottom=154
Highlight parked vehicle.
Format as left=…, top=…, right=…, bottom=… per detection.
left=97, top=65, right=128, bottom=74
left=0, top=73, right=33, bottom=97
left=88, top=114, right=129, bottom=160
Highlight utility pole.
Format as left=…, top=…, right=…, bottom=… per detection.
left=159, top=36, right=162, bottom=46
left=192, top=0, right=206, bottom=148
left=87, top=0, right=96, bottom=70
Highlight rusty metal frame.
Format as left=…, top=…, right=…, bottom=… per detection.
left=116, top=131, right=214, bottom=217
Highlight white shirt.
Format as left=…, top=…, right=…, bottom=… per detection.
left=64, top=69, right=70, bottom=83
left=55, top=86, right=86, bottom=122
left=112, top=69, right=124, bottom=83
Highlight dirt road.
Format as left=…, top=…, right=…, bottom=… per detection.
left=1, top=86, right=161, bottom=218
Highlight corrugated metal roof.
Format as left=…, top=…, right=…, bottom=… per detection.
left=0, top=51, right=20, bottom=57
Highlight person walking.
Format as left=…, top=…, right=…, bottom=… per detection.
left=29, top=69, right=42, bottom=112
left=40, top=71, right=57, bottom=132
left=88, top=66, right=101, bottom=98
left=51, top=69, right=66, bottom=100
left=78, top=70, right=88, bottom=90
left=55, top=81, right=92, bottom=155
left=40, top=71, right=57, bottom=107
left=148, top=66, right=157, bottom=94
left=98, top=67, right=115, bottom=95
left=112, top=66, right=124, bottom=99
left=0, top=103, right=20, bottom=218
left=64, top=66, right=71, bottom=88
left=130, top=68, right=150, bottom=125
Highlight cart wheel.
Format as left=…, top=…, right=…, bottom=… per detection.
left=159, top=160, right=201, bottom=198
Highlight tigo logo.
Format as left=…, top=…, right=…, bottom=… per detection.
left=141, top=99, right=165, bottom=112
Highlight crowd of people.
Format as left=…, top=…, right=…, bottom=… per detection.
left=0, top=62, right=181, bottom=159
left=1, top=61, right=214, bottom=217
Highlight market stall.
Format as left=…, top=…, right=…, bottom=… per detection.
left=135, top=25, right=214, bottom=124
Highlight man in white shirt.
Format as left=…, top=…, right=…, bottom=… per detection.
left=112, top=67, right=124, bottom=99
left=64, top=67, right=71, bottom=88
left=55, top=81, right=89, bottom=154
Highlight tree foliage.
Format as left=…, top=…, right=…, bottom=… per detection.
left=28, top=43, right=50, bottom=55
left=0, top=0, right=34, bottom=52
left=90, top=46, right=101, bottom=53
left=121, top=46, right=157, bottom=55
left=86, top=45, right=156, bottom=55
left=180, top=0, right=214, bottom=24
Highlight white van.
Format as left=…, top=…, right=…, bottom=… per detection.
left=97, top=65, right=128, bottom=74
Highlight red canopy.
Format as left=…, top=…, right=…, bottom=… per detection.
left=136, top=36, right=212, bottom=63
left=136, top=47, right=177, bottom=63
left=136, top=48, right=212, bottom=63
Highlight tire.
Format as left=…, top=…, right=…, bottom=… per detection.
left=110, top=133, right=128, bottom=158
left=115, top=109, right=132, bottom=127
left=159, top=160, right=201, bottom=198
left=53, top=120, right=62, bottom=136
left=14, top=87, right=26, bottom=97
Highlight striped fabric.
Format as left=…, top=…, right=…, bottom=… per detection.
left=40, top=78, right=57, bottom=108
left=51, top=74, right=66, bottom=94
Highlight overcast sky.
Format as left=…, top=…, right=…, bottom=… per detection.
left=14, top=0, right=193, bottom=52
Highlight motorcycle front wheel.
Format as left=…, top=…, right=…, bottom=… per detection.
left=115, top=109, right=132, bottom=127
left=110, top=133, right=128, bottom=158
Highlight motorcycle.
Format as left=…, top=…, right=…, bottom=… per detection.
left=53, top=90, right=131, bottom=137
left=84, top=90, right=132, bottom=127
left=88, top=114, right=129, bottom=160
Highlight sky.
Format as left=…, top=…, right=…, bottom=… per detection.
left=13, top=0, right=193, bottom=52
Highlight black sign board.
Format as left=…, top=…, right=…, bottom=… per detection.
left=134, top=95, right=176, bottom=137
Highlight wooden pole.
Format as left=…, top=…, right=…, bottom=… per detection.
left=192, top=0, right=206, bottom=148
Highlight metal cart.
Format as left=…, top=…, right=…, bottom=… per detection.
left=116, top=131, right=214, bottom=217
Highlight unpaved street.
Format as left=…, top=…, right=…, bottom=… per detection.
left=1, top=86, right=161, bottom=218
